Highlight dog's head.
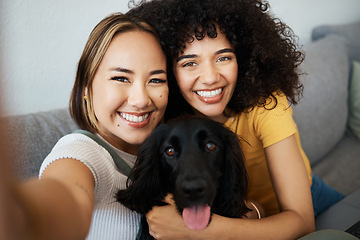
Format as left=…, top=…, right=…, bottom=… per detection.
left=117, top=117, right=249, bottom=230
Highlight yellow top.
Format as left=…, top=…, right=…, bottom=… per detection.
left=224, top=93, right=312, bottom=216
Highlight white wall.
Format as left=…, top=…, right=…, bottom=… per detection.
left=1, top=0, right=360, bottom=116
left=269, top=0, right=360, bottom=46
left=0, top=0, right=130, bottom=116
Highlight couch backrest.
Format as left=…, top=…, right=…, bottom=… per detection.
left=2, top=108, right=78, bottom=180
left=312, top=21, right=360, bottom=63
left=293, top=21, right=360, bottom=166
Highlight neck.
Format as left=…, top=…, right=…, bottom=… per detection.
left=99, top=133, right=139, bottom=155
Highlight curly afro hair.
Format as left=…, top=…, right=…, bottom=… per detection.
left=127, top=0, right=304, bottom=120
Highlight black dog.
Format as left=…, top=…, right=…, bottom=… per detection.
left=117, top=118, right=249, bottom=239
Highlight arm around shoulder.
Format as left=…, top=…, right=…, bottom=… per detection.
left=195, top=136, right=314, bottom=239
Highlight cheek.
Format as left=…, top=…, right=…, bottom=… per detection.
left=92, top=89, right=128, bottom=120
left=225, top=66, right=238, bottom=88
left=95, top=87, right=125, bottom=108
left=175, top=68, right=195, bottom=91
left=176, top=76, right=194, bottom=95
left=151, top=88, right=169, bottom=110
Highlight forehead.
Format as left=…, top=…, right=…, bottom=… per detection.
left=100, top=30, right=166, bottom=70
left=182, top=32, right=233, bottom=54
left=108, top=30, right=161, bottom=54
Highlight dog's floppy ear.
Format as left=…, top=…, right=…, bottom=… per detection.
left=213, top=126, right=250, bottom=217
left=116, top=124, right=170, bottom=214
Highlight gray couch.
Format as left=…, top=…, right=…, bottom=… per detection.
left=2, top=22, right=360, bottom=220
left=292, top=21, right=360, bottom=196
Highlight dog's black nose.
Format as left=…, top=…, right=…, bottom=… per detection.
left=181, top=179, right=206, bottom=199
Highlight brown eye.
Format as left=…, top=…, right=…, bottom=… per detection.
left=206, top=142, right=217, bottom=151
left=165, top=147, right=175, bottom=157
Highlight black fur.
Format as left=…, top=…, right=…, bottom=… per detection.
left=117, top=118, right=249, bottom=239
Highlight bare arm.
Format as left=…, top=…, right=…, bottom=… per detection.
left=6, top=158, right=95, bottom=240
left=146, top=135, right=315, bottom=240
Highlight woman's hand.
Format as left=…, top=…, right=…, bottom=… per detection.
left=146, top=194, right=263, bottom=240
left=147, top=194, right=192, bottom=240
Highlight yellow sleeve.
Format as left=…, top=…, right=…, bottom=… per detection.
left=252, top=93, right=297, bottom=148
left=250, top=93, right=312, bottom=184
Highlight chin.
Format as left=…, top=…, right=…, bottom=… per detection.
left=198, top=108, right=226, bottom=119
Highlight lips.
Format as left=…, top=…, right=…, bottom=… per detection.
left=195, top=87, right=224, bottom=104
left=118, top=112, right=151, bottom=128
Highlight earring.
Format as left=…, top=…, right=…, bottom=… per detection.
left=84, top=95, right=88, bottom=101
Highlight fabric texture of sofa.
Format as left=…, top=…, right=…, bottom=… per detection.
left=2, top=22, right=360, bottom=228
left=292, top=21, right=360, bottom=196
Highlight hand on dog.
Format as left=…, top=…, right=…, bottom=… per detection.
left=147, top=193, right=192, bottom=240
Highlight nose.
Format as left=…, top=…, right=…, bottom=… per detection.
left=127, top=83, right=151, bottom=109
left=199, top=62, right=220, bottom=85
left=181, top=178, right=207, bottom=200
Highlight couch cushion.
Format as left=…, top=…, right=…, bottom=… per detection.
left=312, top=135, right=360, bottom=195
left=293, top=35, right=350, bottom=165
left=312, top=21, right=360, bottom=62
left=2, top=108, right=78, bottom=180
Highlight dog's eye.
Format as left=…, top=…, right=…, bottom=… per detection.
left=165, top=147, right=175, bottom=157
left=206, top=142, right=217, bottom=151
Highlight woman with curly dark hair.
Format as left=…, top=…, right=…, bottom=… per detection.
left=128, top=0, right=344, bottom=239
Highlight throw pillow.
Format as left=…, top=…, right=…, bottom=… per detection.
left=292, top=35, right=350, bottom=165
left=347, top=60, right=360, bottom=139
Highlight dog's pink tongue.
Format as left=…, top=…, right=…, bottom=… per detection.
left=182, top=205, right=211, bottom=230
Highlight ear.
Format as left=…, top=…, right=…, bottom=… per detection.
left=116, top=125, right=169, bottom=214
left=213, top=126, right=250, bottom=218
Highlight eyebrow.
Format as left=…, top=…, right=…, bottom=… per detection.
left=150, top=69, right=166, bottom=75
left=216, top=48, right=235, bottom=55
left=111, top=67, right=133, bottom=74
left=176, top=54, right=198, bottom=62
left=110, top=67, right=166, bottom=75
left=176, top=48, right=235, bottom=62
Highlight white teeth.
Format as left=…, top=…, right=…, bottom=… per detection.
left=120, top=113, right=149, bottom=123
left=196, top=88, right=222, bottom=98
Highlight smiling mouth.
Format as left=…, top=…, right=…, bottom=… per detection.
left=119, top=112, right=150, bottom=123
left=196, top=88, right=223, bottom=98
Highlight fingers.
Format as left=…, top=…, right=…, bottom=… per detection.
left=146, top=193, right=179, bottom=239
left=163, top=193, right=175, bottom=205
left=149, top=228, right=158, bottom=239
